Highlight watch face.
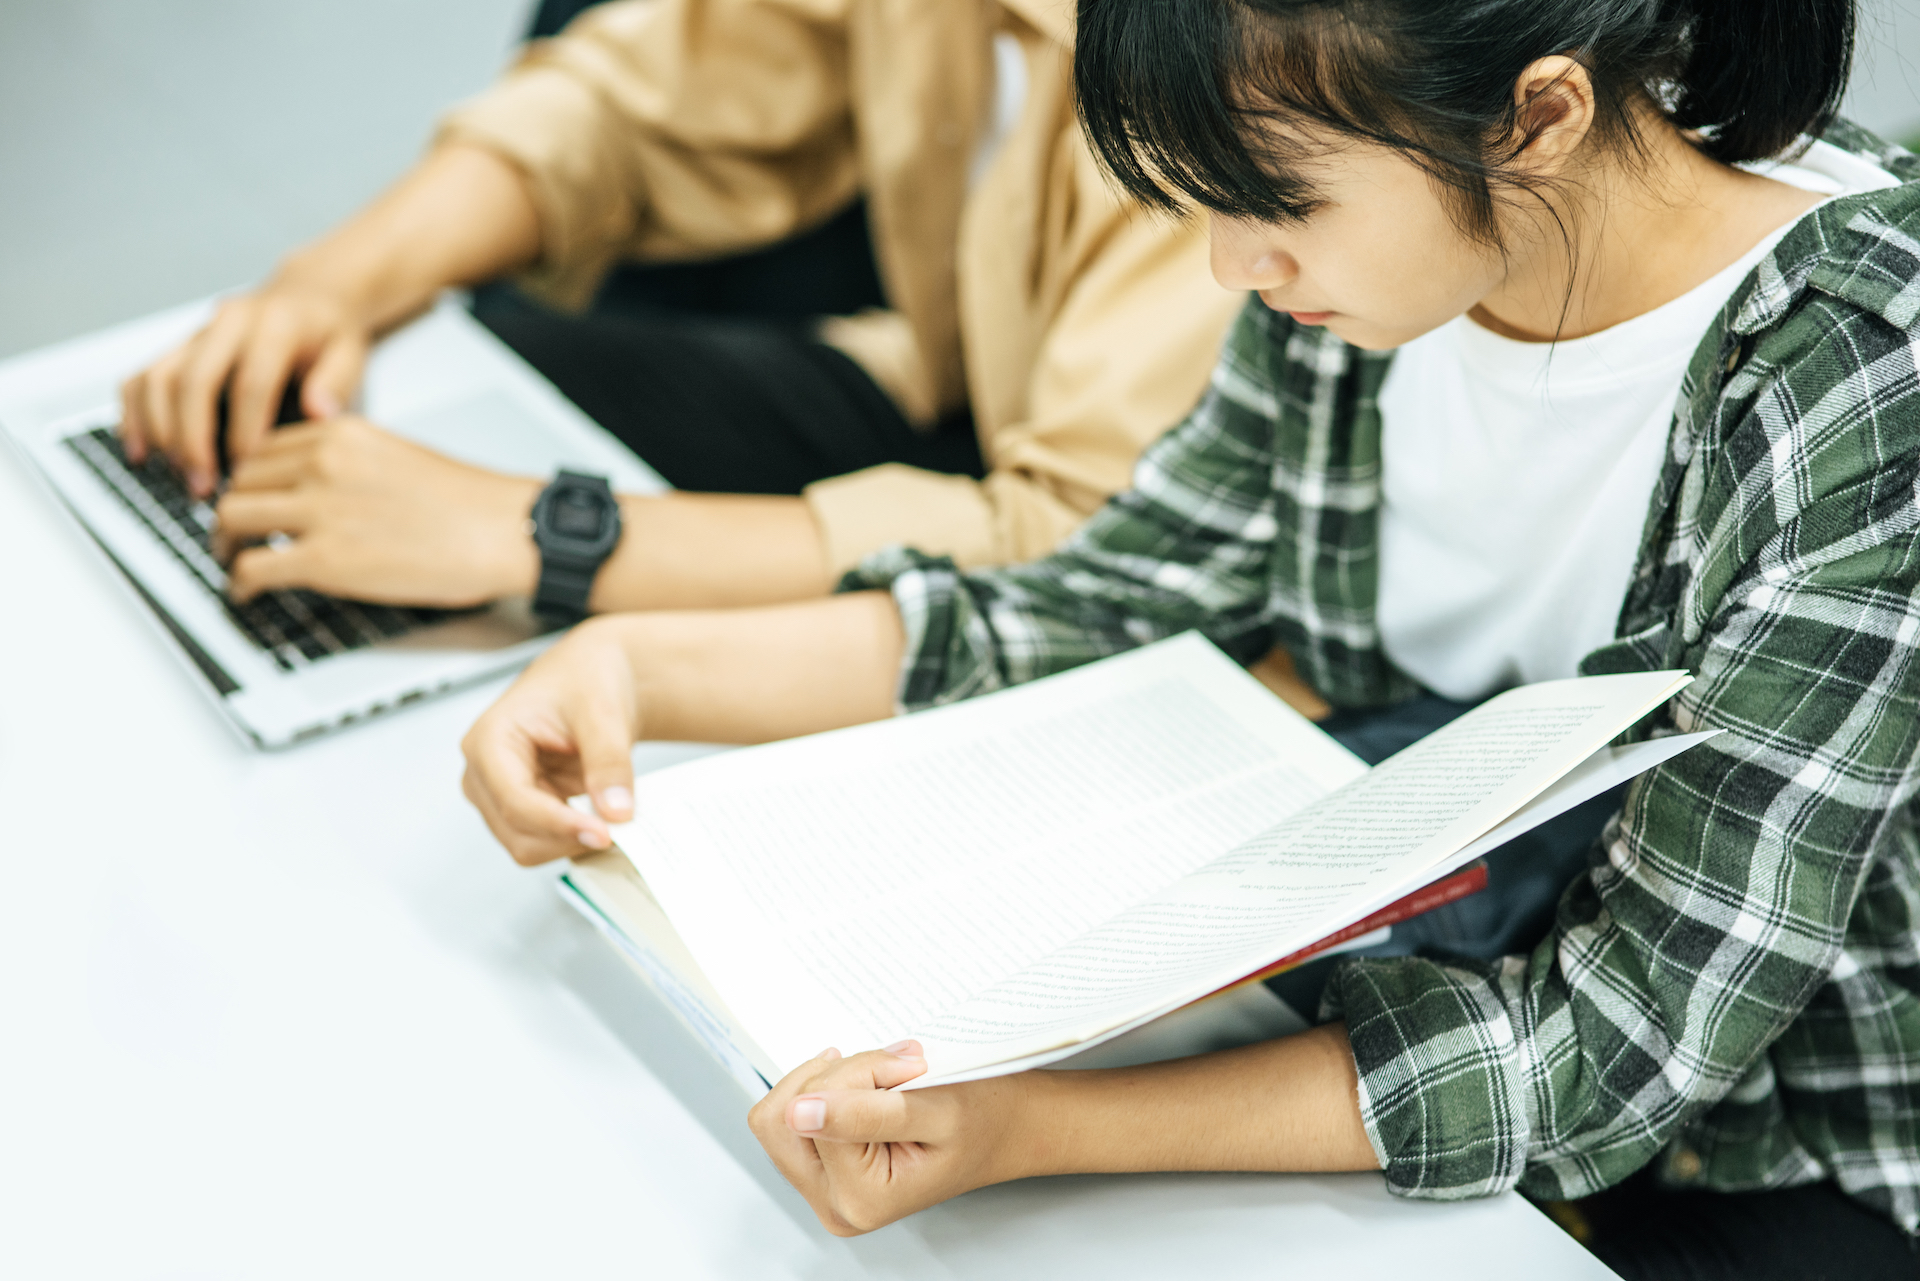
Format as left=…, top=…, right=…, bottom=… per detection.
left=552, top=489, right=607, bottom=540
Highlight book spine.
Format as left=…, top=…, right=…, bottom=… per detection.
left=558, top=877, right=773, bottom=1098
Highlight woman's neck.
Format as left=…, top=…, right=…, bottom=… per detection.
left=1469, top=119, right=1824, bottom=343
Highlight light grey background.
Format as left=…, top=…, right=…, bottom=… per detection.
left=0, top=0, right=532, bottom=358
left=1853, top=0, right=1920, bottom=145
left=1, top=0, right=1916, bottom=360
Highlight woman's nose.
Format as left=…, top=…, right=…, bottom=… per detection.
left=1209, top=217, right=1298, bottom=291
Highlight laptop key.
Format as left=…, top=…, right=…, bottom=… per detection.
left=63, top=425, right=479, bottom=667
left=331, top=601, right=393, bottom=649
left=360, top=602, right=421, bottom=639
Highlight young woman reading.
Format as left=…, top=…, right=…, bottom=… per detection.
left=459, top=0, right=1920, bottom=1273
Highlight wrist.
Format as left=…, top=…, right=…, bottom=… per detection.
left=994, top=1070, right=1075, bottom=1183
left=484, top=475, right=545, bottom=600
left=272, top=242, right=427, bottom=334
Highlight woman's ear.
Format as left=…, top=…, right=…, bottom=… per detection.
left=1507, top=55, right=1597, bottom=178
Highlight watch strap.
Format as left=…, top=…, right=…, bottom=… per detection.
left=533, top=555, right=600, bottom=622
left=531, top=470, right=619, bottom=622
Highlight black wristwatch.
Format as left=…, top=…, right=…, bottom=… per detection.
left=529, top=470, right=622, bottom=623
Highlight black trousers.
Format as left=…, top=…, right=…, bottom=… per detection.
left=1572, top=1165, right=1917, bottom=1280
left=476, top=303, right=984, bottom=496
left=471, top=194, right=983, bottom=496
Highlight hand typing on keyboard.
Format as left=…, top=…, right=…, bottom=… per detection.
left=215, top=415, right=545, bottom=609
left=66, top=426, right=469, bottom=670
left=117, top=288, right=367, bottom=498
left=114, top=145, right=544, bottom=499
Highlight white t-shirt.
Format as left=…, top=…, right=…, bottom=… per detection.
left=1375, top=141, right=1899, bottom=702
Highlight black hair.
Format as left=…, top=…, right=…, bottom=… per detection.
left=1075, top=0, right=1857, bottom=245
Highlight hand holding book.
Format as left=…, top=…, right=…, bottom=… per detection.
left=461, top=595, right=907, bottom=864
left=748, top=1024, right=1382, bottom=1237
left=745, top=1041, right=1001, bottom=1239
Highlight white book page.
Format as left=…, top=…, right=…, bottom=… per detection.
left=909, top=670, right=1690, bottom=1079
left=607, top=635, right=1365, bottom=1074
left=904, top=728, right=1718, bottom=1089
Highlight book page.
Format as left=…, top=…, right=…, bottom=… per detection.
left=607, top=635, right=1365, bottom=1074
left=908, top=670, right=1690, bottom=1079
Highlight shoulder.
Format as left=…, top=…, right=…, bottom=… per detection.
left=1703, top=176, right=1920, bottom=557
left=1673, top=133, right=1920, bottom=585
left=1720, top=132, right=1920, bottom=451
left=1733, top=126, right=1920, bottom=347
left=1732, top=203, right=1920, bottom=434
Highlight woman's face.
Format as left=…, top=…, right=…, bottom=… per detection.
left=1208, top=142, right=1511, bottom=350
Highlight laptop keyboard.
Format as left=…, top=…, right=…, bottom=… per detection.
left=65, top=426, right=463, bottom=672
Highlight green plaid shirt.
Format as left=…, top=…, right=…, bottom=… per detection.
left=844, top=124, right=1920, bottom=1230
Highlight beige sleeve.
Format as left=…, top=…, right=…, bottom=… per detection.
left=805, top=172, right=1241, bottom=574
left=436, top=0, right=861, bottom=309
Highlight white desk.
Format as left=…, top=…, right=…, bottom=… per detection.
left=0, top=440, right=1615, bottom=1279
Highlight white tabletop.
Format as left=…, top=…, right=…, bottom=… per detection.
left=0, top=438, right=1615, bottom=1279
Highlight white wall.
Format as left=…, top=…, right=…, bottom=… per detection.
left=1849, top=0, right=1920, bottom=142
left=1, top=0, right=1915, bottom=361
left=0, top=0, right=532, bottom=358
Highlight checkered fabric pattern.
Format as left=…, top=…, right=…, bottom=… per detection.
left=843, top=124, right=1920, bottom=1231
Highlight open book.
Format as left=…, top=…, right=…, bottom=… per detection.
left=564, top=634, right=1712, bottom=1094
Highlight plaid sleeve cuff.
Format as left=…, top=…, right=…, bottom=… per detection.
left=1323, top=955, right=1535, bottom=1200
left=837, top=547, right=1010, bottom=711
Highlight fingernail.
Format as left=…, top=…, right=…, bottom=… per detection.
left=576, top=828, right=610, bottom=850
left=883, top=1039, right=922, bottom=1057
left=189, top=469, right=214, bottom=494
left=311, top=391, right=341, bottom=419
left=600, top=786, right=632, bottom=816
left=791, top=1098, right=826, bottom=1133
left=816, top=1046, right=841, bottom=1061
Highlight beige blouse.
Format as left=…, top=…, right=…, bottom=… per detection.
left=439, top=0, right=1240, bottom=571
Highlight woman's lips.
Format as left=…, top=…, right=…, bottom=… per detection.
left=1287, top=310, right=1334, bottom=325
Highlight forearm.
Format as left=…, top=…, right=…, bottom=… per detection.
left=1012, top=1025, right=1378, bottom=1179
left=610, top=589, right=903, bottom=744
left=274, top=143, right=542, bottom=332
left=479, top=485, right=833, bottom=612
left=597, top=493, right=832, bottom=611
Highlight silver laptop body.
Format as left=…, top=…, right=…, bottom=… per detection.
left=0, top=297, right=664, bottom=749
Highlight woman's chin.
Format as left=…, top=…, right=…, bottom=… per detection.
left=1330, top=315, right=1453, bottom=351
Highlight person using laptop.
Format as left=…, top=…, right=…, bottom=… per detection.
left=458, top=0, right=1920, bottom=1272
left=116, top=0, right=1241, bottom=621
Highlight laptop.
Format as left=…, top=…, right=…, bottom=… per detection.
left=0, top=296, right=665, bottom=749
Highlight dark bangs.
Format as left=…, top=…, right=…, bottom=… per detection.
left=1074, top=0, right=1857, bottom=249
left=1075, top=0, right=1412, bottom=226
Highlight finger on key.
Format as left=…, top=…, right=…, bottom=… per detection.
left=174, top=311, right=251, bottom=495
left=140, top=353, right=186, bottom=466
left=228, top=538, right=315, bottom=604
left=303, top=331, right=368, bottom=421
left=120, top=370, right=153, bottom=463
left=227, top=315, right=303, bottom=462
